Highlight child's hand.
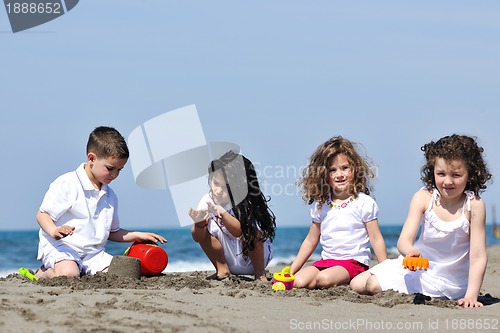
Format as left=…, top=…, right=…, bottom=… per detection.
left=53, top=225, right=75, bottom=240
left=134, top=232, right=167, bottom=244
left=207, top=202, right=226, bottom=218
left=189, top=208, right=208, bottom=223
left=405, top=249, right=421, bottom=258
left=457, top=297, right=483, bottom=308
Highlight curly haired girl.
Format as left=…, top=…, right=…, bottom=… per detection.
left=290, top=136, right=387, bottom=289
left=351, top=134, right=492, bottom=307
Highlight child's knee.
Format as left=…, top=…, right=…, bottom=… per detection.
left=349, top=275, right=366, bottom=293
left=292, top=274, right=308, bottom=288
left=316, top=270, right=349, bottom=288
left=349, top=270, right=373, bottom=293
left=57, top=267, right=80, bottom=278
left=315, top=273, right=332, bottom=288
left=63, top=271, right=81, bottom=278
left=55, top=266, right=80, bottom=278
left=365, top=275, right=382, bottom=295
left=54, top=260, right=80, bottom=278
left=191, top=228, right=204, bottom=243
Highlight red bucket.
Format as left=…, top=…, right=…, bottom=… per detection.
left=126, top=242, right=168, bottom=276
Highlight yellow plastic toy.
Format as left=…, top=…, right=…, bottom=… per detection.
left=403, top=257, right=429, bottom=271
left=18, top=267, right=38, bottom=281
left=272, top=266, right=295, bottom=290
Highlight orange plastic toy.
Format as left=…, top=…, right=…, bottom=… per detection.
left=403, top=257, right=429, bottom=271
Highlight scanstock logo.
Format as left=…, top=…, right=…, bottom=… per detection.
left=3, top=0, right=79, bottom=33
left=128, top=105, right=242, bottom=227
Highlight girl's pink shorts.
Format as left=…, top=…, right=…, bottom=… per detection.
left=312, top=258, right=368, bottom=280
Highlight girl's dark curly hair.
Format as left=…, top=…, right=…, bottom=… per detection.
left=298, top=136, right=376, bottom=208
left=420, top=134, right=492, bottom=196
left=209, top=151, right=276, bottom=258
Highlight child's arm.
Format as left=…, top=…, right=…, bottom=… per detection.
left=365, top=219, right=387, bottom=263
left=108, top=229, right=167, bottom=244
left=36, top=210, right=75, bottom=240
left=397, top=191, right=428, bottom=257
left=458, top=198, right=487, bottom=308
left=290, top=222, right=320, bottom=275
left=207, top=202, right=242, bottom=237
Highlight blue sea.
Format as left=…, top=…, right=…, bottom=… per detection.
left=1, top=225, right=500, bottom=277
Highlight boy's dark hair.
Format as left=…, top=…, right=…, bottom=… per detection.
left=209, top=150, right=276, bottom=258
left=87, top=126, right=129, bottom=159
left=420, top=134, right=492, bottom=196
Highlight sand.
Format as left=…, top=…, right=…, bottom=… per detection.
left=1, top=246, right=499, bottom=333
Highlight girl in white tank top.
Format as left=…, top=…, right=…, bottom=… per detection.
left=350, top=134, right=492, bottom=308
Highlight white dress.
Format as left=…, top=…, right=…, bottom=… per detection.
left=198, top=194, right=273, bottom=275
left=370, top=189, right=473, bottom=300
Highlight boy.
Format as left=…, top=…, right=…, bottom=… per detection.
left=35, top=126, right=166, bottom=279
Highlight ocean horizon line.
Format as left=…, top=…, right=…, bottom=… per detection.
left=3, top=222, right=500, bottom=233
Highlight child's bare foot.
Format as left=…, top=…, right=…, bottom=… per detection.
left=255, top=274, right=268, bottom=282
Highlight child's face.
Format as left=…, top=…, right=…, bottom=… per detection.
left=434, top=157, right=469, bottom=200
left=328, top=153, right=353, bottom=197
left=88, top=154, right=128, bottom=188
left=209, top=170, right=230, bottom=206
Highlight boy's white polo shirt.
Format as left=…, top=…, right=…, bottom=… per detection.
left=37, top=163, right=120, bottom=260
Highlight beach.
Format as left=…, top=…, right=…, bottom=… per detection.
left=1, top=246, right=499, bottom=333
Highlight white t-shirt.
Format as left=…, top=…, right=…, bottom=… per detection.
left=310, top=192, right=378, bottom=266
left=37, top=163, right=120, bottom=260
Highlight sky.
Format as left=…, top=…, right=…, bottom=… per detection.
left=1, top=1, right=500, bottom=231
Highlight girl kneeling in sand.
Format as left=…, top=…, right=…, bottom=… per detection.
left=290, top=136, right=387, bottom=289
left=350, top=135, right=491, bottom=308
left=189, top=151, right=277, bottom=281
